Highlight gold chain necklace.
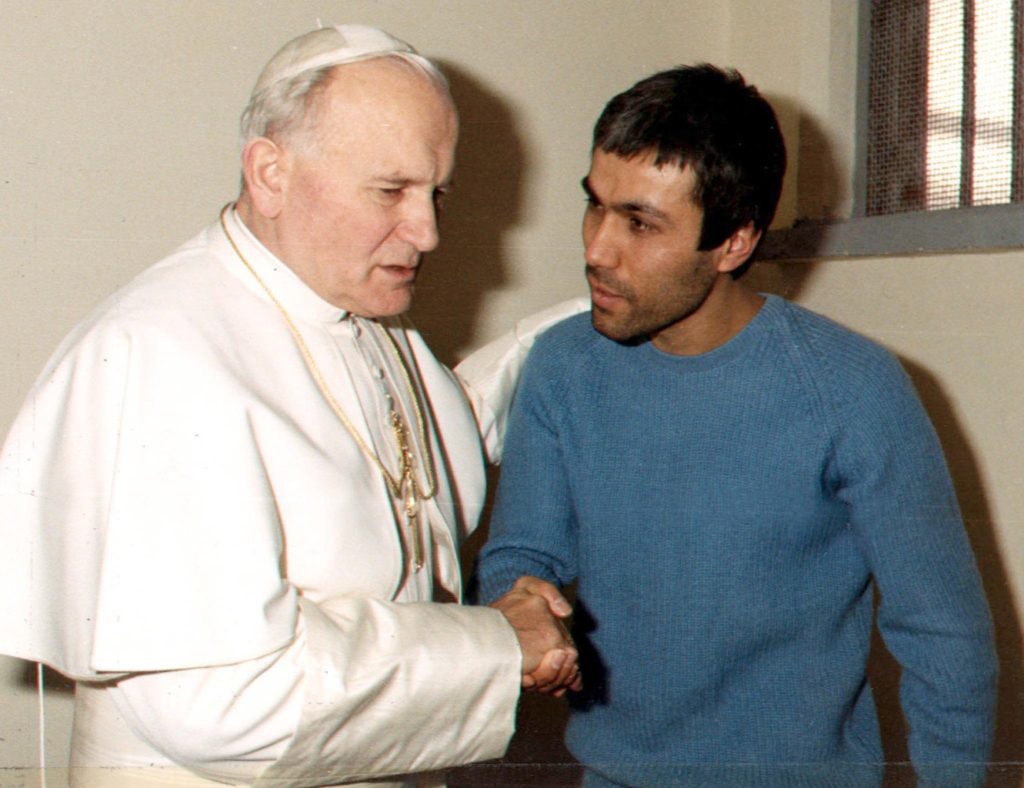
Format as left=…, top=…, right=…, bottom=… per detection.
left=219, top=206, right=437, bottom=569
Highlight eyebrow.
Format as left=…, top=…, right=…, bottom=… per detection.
left=377, top=174, right=455, bottom=190
left=376, top=175, right=414, bottom=188
left=580, top=176, right=672, bottom=223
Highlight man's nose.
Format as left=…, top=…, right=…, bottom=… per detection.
left=583, top=217, right=617, bottom=269
left=398, top=196, right=440, bottom=252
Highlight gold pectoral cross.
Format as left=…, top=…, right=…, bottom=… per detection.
left=220, top=208, right=438, bottom=578
left=391, top=410, right=425, bottom=571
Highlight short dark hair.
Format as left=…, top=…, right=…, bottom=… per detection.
left=593, top=64, right=786, bottom=274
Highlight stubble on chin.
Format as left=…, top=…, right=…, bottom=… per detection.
left=590, top=301, right=645, bottom=344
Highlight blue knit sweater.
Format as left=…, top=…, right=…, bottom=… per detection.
left=473, top=296, right=996, bottom=787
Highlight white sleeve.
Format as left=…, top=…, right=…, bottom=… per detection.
left=110, top=636, right=305, bottom=784
left=454, top=298, right=588, bottom=464
left=112, top=597, right=521, bottom=786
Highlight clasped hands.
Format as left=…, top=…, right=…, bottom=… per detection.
left=490, top=575, right=583, bottom=697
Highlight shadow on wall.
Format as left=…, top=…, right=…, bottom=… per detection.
left=743, top=103, right=844, bottom=303
left=409, top=62, right=528, bottom=366
left=755, top=99, right=850, bottom=267
left=18, top=662, right=73, bottom=693
left=853, top=358, right=1024, bottom=786
left=900, top=359, right=1024, bottom=786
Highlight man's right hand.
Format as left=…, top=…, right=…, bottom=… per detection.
left=489, top=575, right=582, bottom=696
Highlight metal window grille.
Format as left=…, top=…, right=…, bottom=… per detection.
left=866, top=0, right=1024, bottom=215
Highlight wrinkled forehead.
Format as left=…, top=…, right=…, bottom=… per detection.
left=297, top=60, right=458, bottom=178
left=317, top=58, right=456, bottom=134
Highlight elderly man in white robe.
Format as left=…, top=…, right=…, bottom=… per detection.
left=0, top=24, right=583, bottom=788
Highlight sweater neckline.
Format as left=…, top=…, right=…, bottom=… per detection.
left=639, top=294, right=781, bottom=372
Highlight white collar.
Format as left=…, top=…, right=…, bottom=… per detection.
left=220, top=205, right=349, bottom=325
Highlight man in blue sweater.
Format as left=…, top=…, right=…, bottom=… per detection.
left=472, top=64, right=997, bottom=786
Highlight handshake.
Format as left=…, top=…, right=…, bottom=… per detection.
left=490, top=575, right=583, bottom=696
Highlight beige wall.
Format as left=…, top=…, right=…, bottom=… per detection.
left=3, top=0, right=1022, bottom=780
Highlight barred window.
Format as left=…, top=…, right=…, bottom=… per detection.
left=867, top=0, right=1024, bottom=216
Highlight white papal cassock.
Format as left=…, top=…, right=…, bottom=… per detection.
left=0, top=208, right=584, bottom=787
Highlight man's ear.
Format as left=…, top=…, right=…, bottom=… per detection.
left=241, top=137, right=287, bottom=219
left=715, top=221, right=762, bottom=275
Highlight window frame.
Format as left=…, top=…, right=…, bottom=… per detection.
left=760, top=0, right=1024, bottom=261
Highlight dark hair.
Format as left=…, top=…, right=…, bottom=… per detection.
left=593, top=64, right=786, bottom=275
